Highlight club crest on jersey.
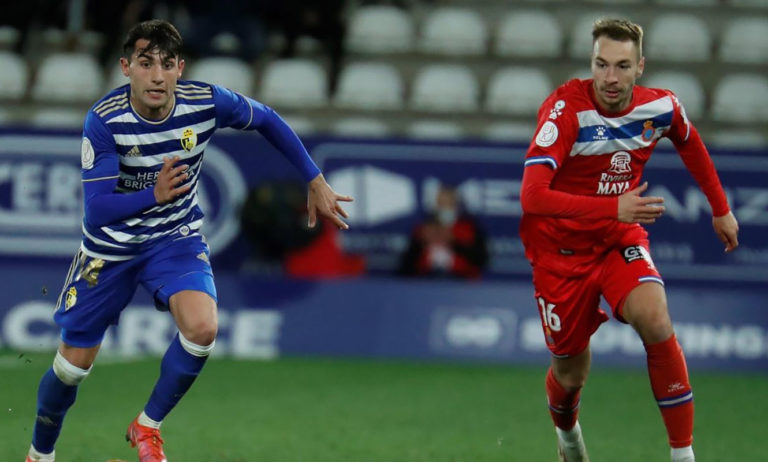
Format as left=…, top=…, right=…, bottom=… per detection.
left=641, top=120, right=655, bottom=142
left=65, top=286, right=77, bottom=310
left=181, top=128, right=197, bottom=152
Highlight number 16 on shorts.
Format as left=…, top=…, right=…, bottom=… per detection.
left=538, top=297, right=561, bottom=346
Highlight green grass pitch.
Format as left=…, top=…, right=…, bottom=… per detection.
left=1, top=352, right=765, bottom=461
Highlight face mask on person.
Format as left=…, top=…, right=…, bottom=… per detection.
left=437, top=208, right=457, bottom=226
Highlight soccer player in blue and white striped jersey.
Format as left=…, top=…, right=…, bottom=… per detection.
left=25, top=20, right=352, bottom=462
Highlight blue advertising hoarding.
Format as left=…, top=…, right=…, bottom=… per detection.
left=0, top=264, right=766, bottom=372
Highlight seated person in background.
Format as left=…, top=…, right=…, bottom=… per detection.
left=398, top=185, right=488, bottom=279
left=241, top=181, right=365, bottom=279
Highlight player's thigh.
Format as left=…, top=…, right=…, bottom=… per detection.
left=621, top=282, right=673, bottom=344
left=140, top=235, right=218, bottom=312
left=600, top=242, right=665, bottom=324
left=54, top=250, right=140, bottom=348
left=531, top=264, right=607, bottom=358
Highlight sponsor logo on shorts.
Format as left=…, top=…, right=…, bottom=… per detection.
left=622, top=245, right=656, bottom=269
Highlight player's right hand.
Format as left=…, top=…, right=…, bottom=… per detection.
left=617, top=182, right=665, bottom=224
left=153, top=156, right=191, bottom=204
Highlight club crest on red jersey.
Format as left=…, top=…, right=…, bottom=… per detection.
left=641, top=120, right=655, bottom=142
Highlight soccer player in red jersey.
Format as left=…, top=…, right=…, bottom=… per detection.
left=520, top=18, right=739, bottom=462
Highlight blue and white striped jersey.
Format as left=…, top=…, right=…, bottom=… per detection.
left=80, top=80, right=319, bottom=261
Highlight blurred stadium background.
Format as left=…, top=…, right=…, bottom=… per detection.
left=0, top=0, right=767, bottom=460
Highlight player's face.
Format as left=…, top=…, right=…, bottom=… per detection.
left=591, top=36, right=644, bottom=113
left=120, top=39, right=185, bottom=120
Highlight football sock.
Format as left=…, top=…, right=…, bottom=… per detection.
left=646, top=334, right=694, bottom=448
left=671, top=445, right=696, bottom=462
left=137, top=410, right=162, bottom=429
left=143, top=333, right=214, bottom=423
left=32, top=352, right=91, bottom=454
left=546, top=367, right=581, bottom=431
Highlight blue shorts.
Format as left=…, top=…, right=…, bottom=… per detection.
left=54, top=234, right=217, bottom=348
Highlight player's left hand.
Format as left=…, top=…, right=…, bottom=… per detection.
left=307, top=174, right=354, bottom=230
left=713, top=211, right=739, bottom=253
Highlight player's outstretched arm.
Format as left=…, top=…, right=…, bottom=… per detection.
left=307, top=173, right=353, bottom=230
left=713, top=211, right=739, bottom=253
left=153, top=156, right=191, bottom=204
left=617, top=182, right=666, bottom=224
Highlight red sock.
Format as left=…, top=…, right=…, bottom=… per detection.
left=646, top=334, right=694, bottom=448
left=545, top=367, right=581, bottom=431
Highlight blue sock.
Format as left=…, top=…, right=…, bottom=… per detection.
left=32, top=368, right=78, bottom=454
left=144, top=333, right=210, bottom=421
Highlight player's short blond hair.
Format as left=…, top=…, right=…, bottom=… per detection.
left=592, top=18, right=643, bottom=59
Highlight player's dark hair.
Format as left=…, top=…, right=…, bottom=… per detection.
left=592, top=18, right=643, bottom=58
left=122, top=19, right=183, bottom=61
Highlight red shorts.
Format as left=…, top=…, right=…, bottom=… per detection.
left=531, top=241, right=663, bottom=357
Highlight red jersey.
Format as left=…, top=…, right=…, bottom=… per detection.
left=520, top=79, right=729, bottom=275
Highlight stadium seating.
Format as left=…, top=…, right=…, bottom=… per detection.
left=279, top=115, right=315, bottom=135
left=711, top=73, right=768, bottom=123
left=0, top=26, right=20, bottom=50
left=729, top=0, right=768, bottom=7
left=105, top=64, right=128, bottom=91
left=332, top=117, right=391, bottom=138
left=333, top=62, right=404, bottom=110
left=29, top=108, right=85, bottom=128
left=188, top=57, right=254, bottom=95
left=645, top=14, right=712, bottom=62
left=484, top=122, right=537, bottom=142
left=654, top=0, right=718, bottom=4
left=710, top=129, right=768, bottom=148
left=410, top=64, right=479, bottom=112
left=568, top=12, right=622, bottom=59
left=0, top=52, right=28, bottom=100
left=407, top=120, right=464, bottom=140
left=31, top=52, right=103, bottom=103
left=643, top=72, right=705, bottom=120
left=1, top=1, right=767, bottom=144
left=494, top=10, right=562, bottom=58
left=345, top=6, right=414, bottom=54
left=259, top=59, right=328, bottom=108
left=419, top=7, right=488, bottom=56
left=485, top=67, right=553, bottom=116
left=718, top=18, right=768, bottom=64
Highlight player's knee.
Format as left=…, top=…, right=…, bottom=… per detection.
left=557, top=371, right=588, bottom=391
left=631, top=307, right=673, bottom=344
left=52, top=350, right=92, bottom=386
left=182, top=319, right=218, bottom=346
left=179, top=330, right=216, bottom=357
